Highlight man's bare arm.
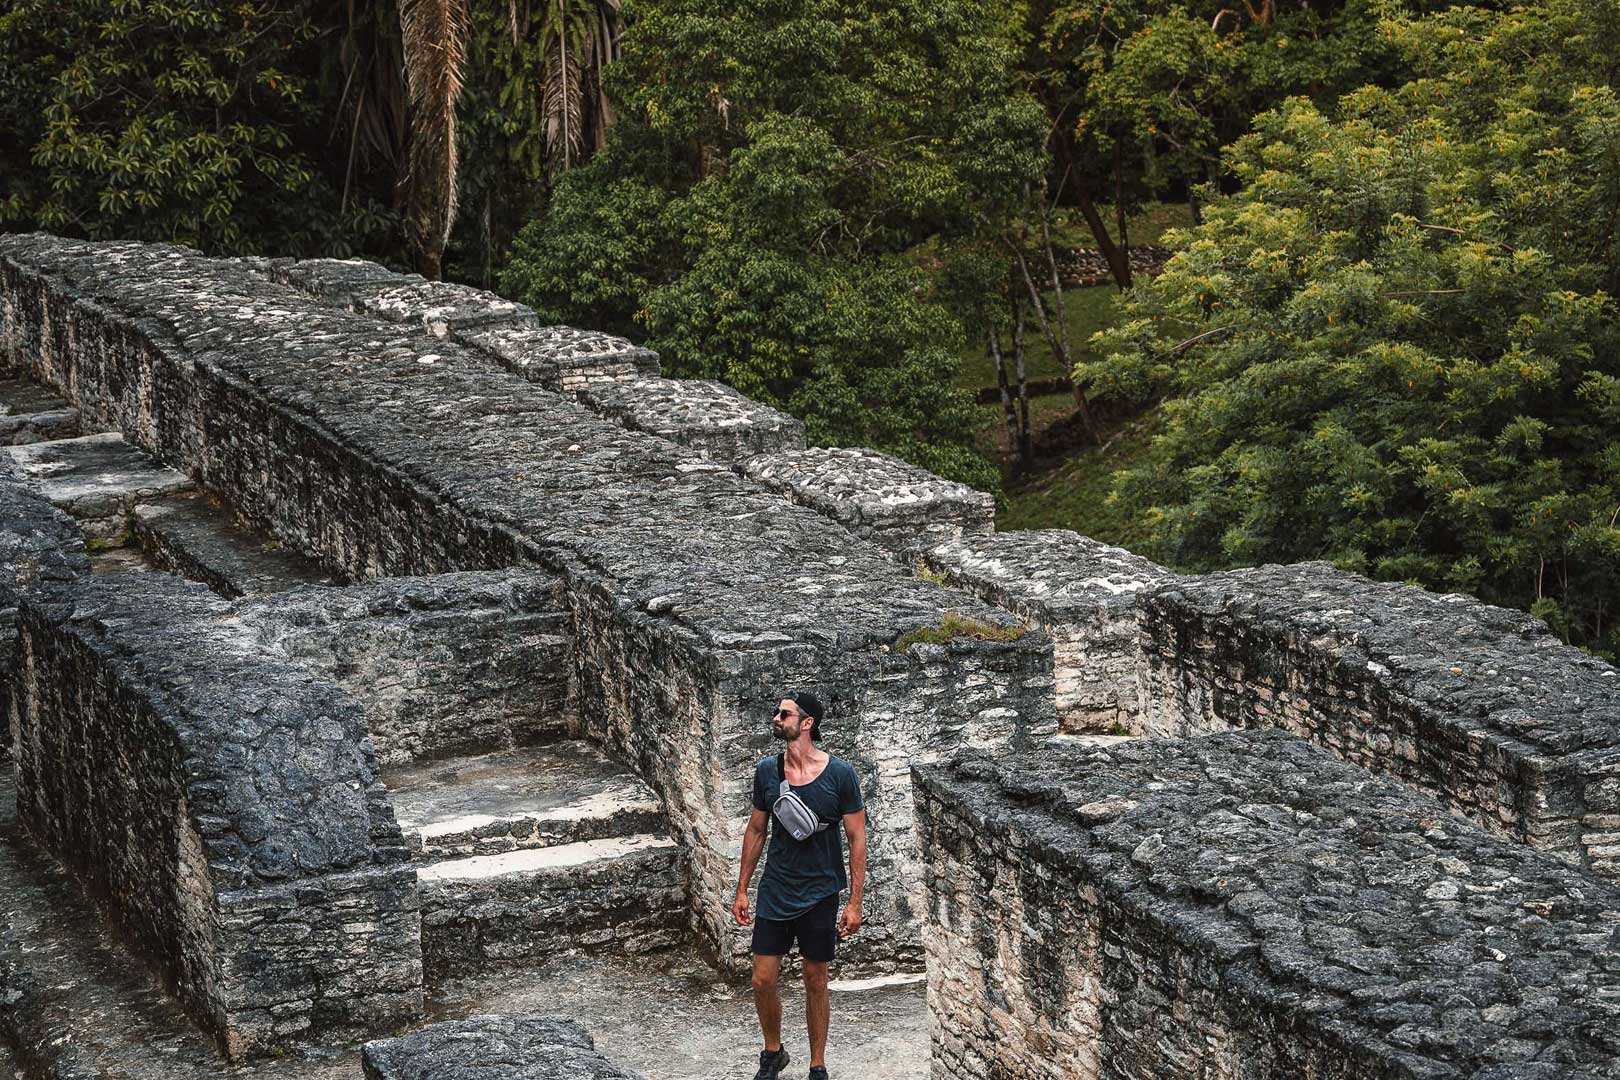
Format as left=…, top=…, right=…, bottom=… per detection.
left=839, top=809, right=867, bottom=938
left=733, top=807, right=769, bottom=925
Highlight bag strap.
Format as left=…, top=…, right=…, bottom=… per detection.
left=775, top=753, right=830, bottom=833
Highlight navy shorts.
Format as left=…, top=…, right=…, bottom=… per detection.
left=751, top=893, right=839, bottom=962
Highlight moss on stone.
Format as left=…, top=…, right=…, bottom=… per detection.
left=895, top=610, right=1025, bottom=652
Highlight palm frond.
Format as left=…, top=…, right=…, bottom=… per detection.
left=399, top=0, right=470, bottom=276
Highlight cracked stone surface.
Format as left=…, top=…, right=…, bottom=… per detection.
left=1139, top=561, right=1620, bottom=875
left=915, top=730, right=1620, bottom=1080
left=363, top=1016, right=643, bottom=1080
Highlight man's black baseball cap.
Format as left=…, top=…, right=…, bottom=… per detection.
left=787, top=691, right=826, bottom=741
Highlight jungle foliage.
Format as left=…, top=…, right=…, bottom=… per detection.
left=1087, top=0, right=1620, bottom=655
left=500, top=0, right=1049, bottom=489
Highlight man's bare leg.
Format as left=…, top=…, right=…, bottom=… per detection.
left=752, top=953, right=785, bottom=1052
left=804, top=959, right=830, bottom=1068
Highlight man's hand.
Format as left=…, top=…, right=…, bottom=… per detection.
left=733, top=891, right=753, bottom=927
left=838, top=901, right=862, bottom=939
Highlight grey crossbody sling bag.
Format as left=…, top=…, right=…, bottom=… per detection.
left=772, top=753, right=830, bottom=842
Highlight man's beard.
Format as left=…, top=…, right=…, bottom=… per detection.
left=772, top=721, right=800, bottom=742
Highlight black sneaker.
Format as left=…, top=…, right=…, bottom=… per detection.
left=808, top=1068, right=829, bottom=1080
left=753, top=1047, right=790, bottom=1080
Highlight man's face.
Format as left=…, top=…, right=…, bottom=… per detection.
left=772, top=699, right=808, bottom=742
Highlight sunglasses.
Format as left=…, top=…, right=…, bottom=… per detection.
left=773, top=707, right=801, bottom=719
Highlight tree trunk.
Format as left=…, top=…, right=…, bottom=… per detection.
left=1012, top=297, right=1033, bottom=467
left=989, top=324, right=1021, bottom=474
left=1114, top=142, right=1130, bottom=260
left=1074, top=182, right=1131, bottom=290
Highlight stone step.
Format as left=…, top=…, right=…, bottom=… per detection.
left=2, top=433, right=192, bottom=540
left=386, top=741, right=666, bottom=860
left=0, top=376, right=78, bottom=446
left=418, top=831, right=686, bottom=982
left=131, top=491, right=334, bottom=598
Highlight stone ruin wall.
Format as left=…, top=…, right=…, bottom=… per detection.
left=1, top=233, right=1618, bottom=1077
left=915, top=733, right=1620, bottom=1080
left=11, top=570, right=422, bottom=1057
left=0, top=234, right=1053, bottom=993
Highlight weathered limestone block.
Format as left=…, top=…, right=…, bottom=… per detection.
left=914, top=731, right=1620, bottom=1080
left=418, top=836, right=686, bottom=981
left=578, top=378, right=805, bottom=463
left=458, top=324, right=661, bottom=392
left=1140, top=562, right=1620, bottom=875
left=923, top=529, right=1175, bottom=734
left=0, top=235, right=1058, bottom=974
left=132, top=492, right=335, bottom=598
left=267, top=256, right=538, bottom=337
left=11, top=573, right=422, bottom=1059
left=742, top=447, right=994, bottom=565
left=362, top=1015, right=646, bottom=1080
left=245, top=572, right=574, bottom=766
left=0, top=456, right=88, bottom=760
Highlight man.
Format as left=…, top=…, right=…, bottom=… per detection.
left=732, top=691, right=867, bottom=1080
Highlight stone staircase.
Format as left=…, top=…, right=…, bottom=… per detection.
left=384, top=741, right=688, bottom=983
left=0, top=376, right=77, bottom=446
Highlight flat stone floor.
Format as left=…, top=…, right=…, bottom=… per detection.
left=431, top=953, right=930, bottom=1080
left=3, top=432, right=192, bottom=533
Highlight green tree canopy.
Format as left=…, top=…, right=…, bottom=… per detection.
left=501, top=0, right=1048, bottom=489
left=1086, top=0, right=1620, bottom=655
left=0, top=0, right=393, bottom=255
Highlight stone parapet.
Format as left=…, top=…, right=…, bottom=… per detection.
left=741, top=447, right=994, bottom=565
left=1140, top=562, right=1620, bottom=875
left=0, top=456, right=88, bottom=761
left=923, top=529, right=1174, bottom=732
left=579, top=377, right=805, bottom=463
left=10, top=573, right=421, bottom=1059
left=914, top=731, right=1620, bottom=1080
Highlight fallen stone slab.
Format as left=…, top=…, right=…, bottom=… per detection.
left=1140, top=561, right=1620, bottom=877
left=4, top=432, right=193, bottom=539
left=740, top=447, right=994, bottom=566
left=579, top=377, right=805, bottom=463
left=362, top=1015, right=645, bottom=1080
left=914, top=730, right=1620, bottom=1080
left=132, top=491, right=335, bottom=597
left=923, top=529, right=1175, bottom=733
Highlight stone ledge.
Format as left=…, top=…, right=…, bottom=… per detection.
left=923, top=529, right=1174, bottom=733
left=579, top=377, right=805, bottom=463
left=12, top=571, right=422, bottom=1057
left=458, top=324, right=661, bottom=392
left=742, top=447, right=993, bottom=563
left=914, top=730, right=1620, bottom=1080
left=1140, top=561, right=1620, bottom=873
left=363, top=1015, right=645, bottom=1080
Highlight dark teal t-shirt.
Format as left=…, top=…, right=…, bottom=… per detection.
left=751, top=753, right=864, bottom=921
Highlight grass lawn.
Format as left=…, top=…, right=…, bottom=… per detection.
left=955, top=285, right=1119, bottom=390
left=996, top=408, right=1164, bottom=550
